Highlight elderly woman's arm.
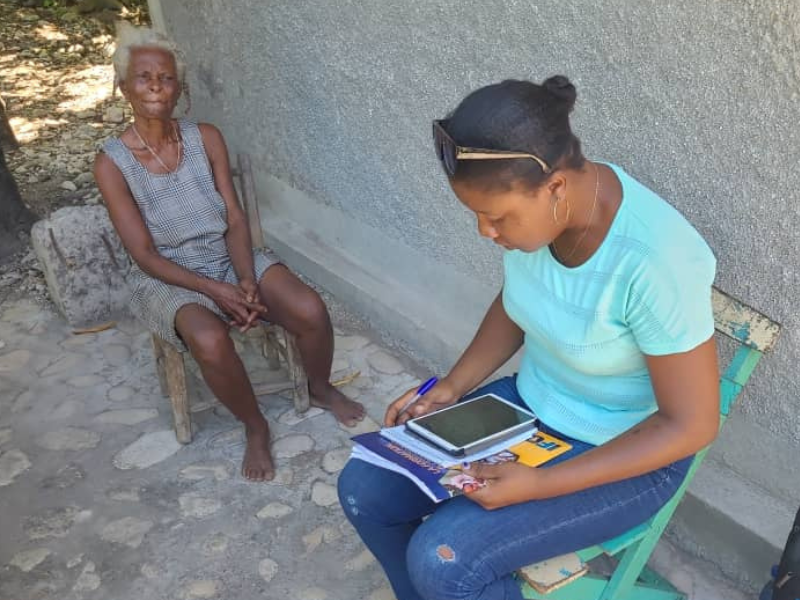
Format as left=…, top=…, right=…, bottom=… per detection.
left=94, top=153, right=265, bottom=325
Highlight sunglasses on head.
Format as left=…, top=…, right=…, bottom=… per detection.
left=432, top=119, right=551, bottom=176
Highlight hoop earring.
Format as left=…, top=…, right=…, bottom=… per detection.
left=552, top=197, right=571, bottom=225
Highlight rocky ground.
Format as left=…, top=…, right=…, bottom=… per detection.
left=0, top=0, right=142, bottom=304
left=0, top=297, right=414, bottom=600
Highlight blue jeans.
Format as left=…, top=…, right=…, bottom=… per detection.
left=337, top=376, right=692, bottom=600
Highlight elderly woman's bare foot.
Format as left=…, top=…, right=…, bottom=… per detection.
left=310, top=383, right=366, bottom=427
left=242, top=422, right=275, bottom=482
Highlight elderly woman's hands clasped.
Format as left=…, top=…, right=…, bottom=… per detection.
left=206, top=279, right=267, bottom=332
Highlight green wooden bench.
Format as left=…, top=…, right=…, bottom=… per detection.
left=518, top=286, right=782, bottom=600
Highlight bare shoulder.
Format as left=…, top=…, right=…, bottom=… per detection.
left=93, top=150, right=120, bottom=179
left=197, top=122, right=230, bottom=168
left=93, top=150, right=134, bottom=210
left=197, top=122, right=226, bottom=147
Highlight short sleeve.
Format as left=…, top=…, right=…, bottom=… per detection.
left=625, top=247, right=717, bottom=356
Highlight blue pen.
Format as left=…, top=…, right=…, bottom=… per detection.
left=399, top=376, right=438, bottom=416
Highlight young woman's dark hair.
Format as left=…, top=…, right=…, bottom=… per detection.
left=443, top=75, right=585, bottom=191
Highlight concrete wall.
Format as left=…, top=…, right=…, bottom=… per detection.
left=153, top=0, right=799, bottom=585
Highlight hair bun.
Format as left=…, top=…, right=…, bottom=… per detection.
left=542, top=75, right=577, bottom=113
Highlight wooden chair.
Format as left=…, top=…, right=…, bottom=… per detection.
left=518, top=287, right=782, bottom=600
left=151, top=154, right=310, bottom=444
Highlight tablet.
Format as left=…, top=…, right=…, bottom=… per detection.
left=405, top=393, right=537, bottom=456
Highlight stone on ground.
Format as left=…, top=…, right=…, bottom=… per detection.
left=24, top=506, right=81, bottom=539
left=345, top=548, right=376, bottom=572
left=322, top=447, right=351, bottom=473
left=182, top=579, right=220, bottom=599
left=9, top=548, right=51, bottom=572
left=258, top=558, right=279, bottom=582
left=0, top=448, right=31, bottom=486
left=100, top=516, right=153, bottom=548
left=366, top=350, right=405, bottom=374
left=112, top=430, right=181, bottom=470
left=73, top=561, right=101, bottom=591
left=0, top=349, right=31, bottom=374
left=93, top=408, right=158, bottom=425
left=179, top=493, right=222, bottom=518
left=37, top=427, right=100, bottom=451
left=272, top=433, right=315, bottom=458
left=256, top=502, right=294, bottom=519
left=311, top=481, right=339, bottom=507
left=31, top=205, right=131, bottom=327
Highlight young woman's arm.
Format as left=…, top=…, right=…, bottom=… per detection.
left=466, top=335, right=720, bottom=509
left=385, top=292, right=525, bottom=425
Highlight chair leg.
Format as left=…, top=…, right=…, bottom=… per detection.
left=283, top=329, right=310, bottom=415
left=261, top=326, right=282, bottom=371
left=151, top=333, right=169, bottom=397
left=161, top=339, right=192, bottom=444
left=599, top=529, right=665, bottom=600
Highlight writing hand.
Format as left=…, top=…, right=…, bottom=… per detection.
left=384, top=378, right=459, bottom=427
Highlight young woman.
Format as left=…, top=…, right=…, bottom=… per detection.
left=337, top=76, right=720, bottom=600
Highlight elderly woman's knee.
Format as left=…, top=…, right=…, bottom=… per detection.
left=290, top=287, right=329, bottom=332
left=182, top=322, right=232, bottom=367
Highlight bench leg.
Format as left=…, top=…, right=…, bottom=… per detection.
left=159, top=338, right=192, bottom=444
left=283, top=329, right=310, bottom=415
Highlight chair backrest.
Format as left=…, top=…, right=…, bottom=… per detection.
left=230, top=153, right=266, bottom=249
left=711, top=287, right=781, bottom=417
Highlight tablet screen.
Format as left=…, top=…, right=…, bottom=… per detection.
left=410, top=394, right=535, bottom=449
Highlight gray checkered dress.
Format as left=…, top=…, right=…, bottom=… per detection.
left=102, top=119, right=280, bottom=349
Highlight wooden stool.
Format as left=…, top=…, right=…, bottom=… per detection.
left=152, top=324, right=309, bottom=444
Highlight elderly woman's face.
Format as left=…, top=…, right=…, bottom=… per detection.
left=120, top=47, right=180, bottom=120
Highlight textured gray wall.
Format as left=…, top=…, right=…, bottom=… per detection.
left=158, top=1, right=799, bottom=505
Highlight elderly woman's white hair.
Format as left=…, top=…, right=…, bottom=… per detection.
left=112, top=21, right=186, bottom=86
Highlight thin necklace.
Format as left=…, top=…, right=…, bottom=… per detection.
left=131, top=121, right=183, bottom=177
left=553, top=163, right=600, bottom=264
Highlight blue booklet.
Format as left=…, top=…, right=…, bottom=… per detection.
left=352, top=431, right=453, bottom=502
left=351, top=427, right=572, bottom=503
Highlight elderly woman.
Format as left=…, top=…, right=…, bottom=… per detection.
left=94, top=24, right=364, bottom=482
